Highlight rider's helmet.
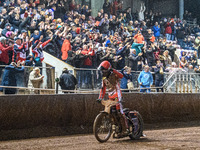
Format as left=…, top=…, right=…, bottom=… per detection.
left=98, top=61, right=111, bottom=71
left=98, top=61, right=112, bottom=77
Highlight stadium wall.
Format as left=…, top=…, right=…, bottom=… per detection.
left=0, top=93, right=200, bottom=132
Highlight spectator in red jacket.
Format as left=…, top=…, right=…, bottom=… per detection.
left=13, top=37, right=28, bottom=62
left=32, top=35, right=52, bottom=66
left=81, top=44, right=95, bottom=68
left=0, top=37, right=13, bottom=65
left=81, top=43, right=95, bottom=88
left=61, top=35, right=72, bottom=62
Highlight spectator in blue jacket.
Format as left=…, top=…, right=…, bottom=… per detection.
left=152, top=22, right=160, bottom=41
left=138, top=65, right=153, bottom=93
left=0, top=61, right=24, bottom=94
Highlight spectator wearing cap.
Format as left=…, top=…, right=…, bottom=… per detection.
left=2, top=23, right=12, bottom=37
left=13, top=37, right=28, bottom=62
left=28, top=67, right=44, bottom=94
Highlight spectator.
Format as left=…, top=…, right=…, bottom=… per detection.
left=138, top=65, right=153, bottom=93
left=0, top=0, right=198, bottom=92
left=138, top=2, right=146, bottom=22
left=153, top=60, right=165, bottom=92
left=13, top=37, right=28, bottom=62
left=145, top=43, right=156, bottom=67
left=126, top=7, right=133, bottom=22
left=120, top=66, right=132, bottom=91
left=194, top=36, right=200, bottom=57
left=0, top=37, right=13, bottom=65
left=163, top=50, right=172, bottom=67
left=179, top=56, right=188, bottom=71
left=166, top=41, right=176, bottom=62
left=165, top=22, right=172, bottom=40
left=99, top=13, right=110, bottom=37
left=127, top=21, right=135, bottom=36
left=28, top=67, right=44, bottom=94
left=81, top=44, right=95, bottom=88
left=32, top=35, right=52, bottom=66
left=0, top=61, right=24, bottom=94
left=61, top=35, right=72, bottom=62
left=59, top=68, right=77, bottom=93
left=152, top=22, right=160, bottom=41
left=128, top=49, right=142, bottom=71
left=191, top=51, right=198, bottom=68
left=131, top=39, right=144, bottom=55
left=134, top=30, right=145, bottom=44
left=2, top=23, right=12, bottom=37
left=176, top=26, right=185, bottom=48
left=103, top=0, right=111, bottom=17
left=25, top=55, right=34, bottom=66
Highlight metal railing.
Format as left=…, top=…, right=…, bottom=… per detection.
left=163, top=69, right=200, bottom=93
left=0, top=66, right=200, bottom=95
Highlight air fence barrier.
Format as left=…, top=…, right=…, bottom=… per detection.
left=0, top=93, right=200, bottom=140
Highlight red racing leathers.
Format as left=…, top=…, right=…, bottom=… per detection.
left=98, top=69, right=124, bottom=114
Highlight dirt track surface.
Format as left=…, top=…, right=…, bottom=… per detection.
left=0, top=127, right=200, bottom=150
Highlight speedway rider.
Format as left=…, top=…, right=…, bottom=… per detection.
left=97, top=60, right=129, bottom=135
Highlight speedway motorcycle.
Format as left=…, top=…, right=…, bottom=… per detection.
left=93, top=99, right=144, bottom=143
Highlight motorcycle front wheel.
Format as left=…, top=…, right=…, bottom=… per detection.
left=93, top=112, right=112, bottom=143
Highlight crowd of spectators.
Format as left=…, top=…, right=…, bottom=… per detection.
left=0, top=0, right=199, bottom=92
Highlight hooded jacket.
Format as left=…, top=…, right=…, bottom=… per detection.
left=59, top=70, right=77, bottom=90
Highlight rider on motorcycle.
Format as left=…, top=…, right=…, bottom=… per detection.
left=97, top=60, right=129, bottom=134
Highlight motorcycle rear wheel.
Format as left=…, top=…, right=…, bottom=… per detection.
left=93, top=112, right=112, bottom=143
left=129, top=111, right=144, bottom=140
